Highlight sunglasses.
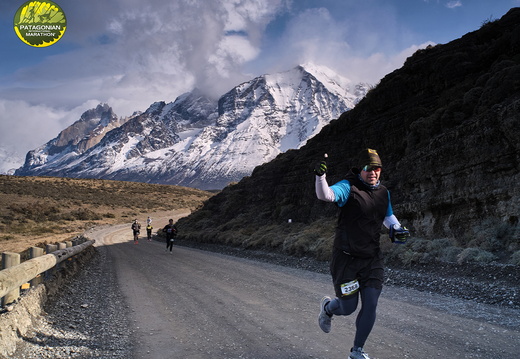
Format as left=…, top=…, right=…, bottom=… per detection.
left=362, top=165, right=382, bottom=172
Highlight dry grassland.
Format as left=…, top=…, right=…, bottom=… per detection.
left=0, top=175, right=213, bottom=261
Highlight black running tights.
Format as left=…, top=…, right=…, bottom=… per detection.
left=166, top=239, right=174, bottom=251
left=326, top=286, right=382, bottom=348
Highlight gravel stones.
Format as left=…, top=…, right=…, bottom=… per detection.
left=8, top=249, right=132, bottom=359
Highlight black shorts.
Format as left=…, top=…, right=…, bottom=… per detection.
left=330, top=248, right=384, bottom=298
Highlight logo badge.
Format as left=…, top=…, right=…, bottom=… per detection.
left=13, top=1, right=67, bottom=47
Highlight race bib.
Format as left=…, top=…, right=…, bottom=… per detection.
left=340, top=279, right=360, bottom=296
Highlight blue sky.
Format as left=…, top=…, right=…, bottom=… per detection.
left=0, top=0, right=517, bottom=167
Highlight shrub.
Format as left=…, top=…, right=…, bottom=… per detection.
left=457, top=247, right=498, bottom=264
left=62, top=208, right=102, bottom=221
left=428, top=238, right=463, bottom=263
left=427, top=238, right=453, bottom=252
left=480, top=16, right=497, bottom=28
left=439, top=246, right=463, bottom=263
left=384, top=237, right=468, bottom=266
left=8, top=201, right=62, bottom=222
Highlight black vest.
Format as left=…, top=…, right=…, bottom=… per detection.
left=334, top=169, right=389, bottom=258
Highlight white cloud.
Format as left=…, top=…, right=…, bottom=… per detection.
left=2, top=0, right=288, bottom=113
left=208, top=35, right=260, bottom=77
left=0, top=0, right=296, bottom=162
left=0, top=99, right=100, bottom=155
left=446, top=1, right=463, bottom=9
left=0, top=0, right=437, bottom=162
left=0, top=0, right=290, bottom=159
left=254, top=6, right=433, bottom=84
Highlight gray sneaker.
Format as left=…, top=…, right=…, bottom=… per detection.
left=318, top=296, right=332, bottom=333
left=348, top=347, right=371, bottom=359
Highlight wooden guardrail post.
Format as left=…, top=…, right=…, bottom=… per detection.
left=45, top=244, right=58, bottom=278
left=45, top=244, right=58, bottom=253
left=29, top=247, right=44, bottom=287
left=1, top=252, right=21, bottom=306
left=57, top=243, right=67, bottom=269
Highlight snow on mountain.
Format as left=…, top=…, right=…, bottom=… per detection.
left=15, top=64, right=369, bottom=189
left=18, top=104, right=128, bottom=171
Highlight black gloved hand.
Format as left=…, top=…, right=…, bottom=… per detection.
left=389, top=225, right=410, bottom=244
left=314, top=160, right=327, bottom=176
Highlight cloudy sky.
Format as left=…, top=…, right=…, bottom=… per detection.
left=0, top=0, right=517, bottom=166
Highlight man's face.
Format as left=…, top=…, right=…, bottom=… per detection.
left=360, top=165, right=381, bottom=185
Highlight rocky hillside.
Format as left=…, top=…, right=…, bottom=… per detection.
left=176, top=8, right=520, bottom=264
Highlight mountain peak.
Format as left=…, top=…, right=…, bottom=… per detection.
left=16, top=65, right=369, bottom=189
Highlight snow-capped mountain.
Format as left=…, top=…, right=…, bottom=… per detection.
left=17, top=104, right=128, bottom=171
left=16, top=64, right=369, bottom=189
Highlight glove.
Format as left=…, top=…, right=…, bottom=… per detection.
left=314, top=160, right=327, bottom=176
left=389, top=225, right=410, bottom=244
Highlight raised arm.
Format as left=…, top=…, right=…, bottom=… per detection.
left=315, top=174, right=336, bottom=202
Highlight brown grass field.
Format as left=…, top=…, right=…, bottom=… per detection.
left=0, top=175, right=213, bottom=261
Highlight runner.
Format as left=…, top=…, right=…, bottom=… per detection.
left=131, top=219, right=141, bottom=244
left=162, top=219, right=177, bottom=254
left=314, top=148, right=410, bottom=359
left=146, top=223, right=153, bottom=241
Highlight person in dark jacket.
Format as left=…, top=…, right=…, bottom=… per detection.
left=162, top=219, right=177, bottom=254
left=314, top=148, right=409, bottom=359
left=131, top=219, right=141, bottom=244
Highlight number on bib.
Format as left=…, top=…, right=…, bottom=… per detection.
left=340, top=279, right=360, bottom=296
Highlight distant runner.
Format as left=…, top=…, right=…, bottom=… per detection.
left=146, top=223, right=153, bottom=241
left=131, top=219, right=141, bottom=244
left=162, top=219, right=178, bottom=254
left=314, top=148, right=410, bottom=359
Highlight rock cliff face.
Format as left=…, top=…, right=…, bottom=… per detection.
left=52, top=104, right=125, bottom=154
left=19, top=104, right=127, bottom=168
left=177, top=8, right=520, bottom=256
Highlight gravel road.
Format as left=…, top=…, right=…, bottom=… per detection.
left=10, top=218, right=520, bottom=359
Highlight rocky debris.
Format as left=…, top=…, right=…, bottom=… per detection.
left=0, top=286, right=47, bottom=357
left=385, top=263, right=519, bottom=308
left=4, top=249, right=132, bottom=359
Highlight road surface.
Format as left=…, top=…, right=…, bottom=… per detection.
left=88, top=215, right=520, bottom=359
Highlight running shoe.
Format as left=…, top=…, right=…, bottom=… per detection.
left=349, top=347, right=371, bottom=359
left=318, top=296, right=332, bottom=333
